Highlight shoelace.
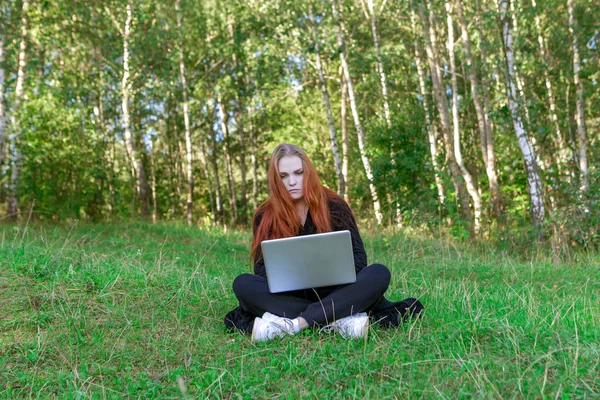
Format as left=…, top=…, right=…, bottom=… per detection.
left=267, top=319, right=295, bottom=335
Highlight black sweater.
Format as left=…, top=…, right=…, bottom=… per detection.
left=253, top=197, right=368, bottom=278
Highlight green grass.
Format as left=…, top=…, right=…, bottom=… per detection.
left=1, top=222, right=599, bottom=398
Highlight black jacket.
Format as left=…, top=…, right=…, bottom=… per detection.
left=252, top=196, right=367, bottom=278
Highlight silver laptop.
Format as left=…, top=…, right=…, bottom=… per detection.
left=261, top=230, right=356, bottom=293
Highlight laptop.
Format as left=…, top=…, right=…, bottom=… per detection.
left=261, top=230, right=356, bottom=293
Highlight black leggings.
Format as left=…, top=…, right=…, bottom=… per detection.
left=232, top=263, right=391, bottom=327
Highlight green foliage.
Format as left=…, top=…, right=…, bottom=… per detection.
left=0, top=0, right=598, bottom=246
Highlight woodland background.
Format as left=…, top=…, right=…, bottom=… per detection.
left=0, top=0, right=598, bottom=245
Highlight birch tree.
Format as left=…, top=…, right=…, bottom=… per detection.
left=308, top=2, right=344, bottom=196
left=531, top=0, right=568, bottom=175
left=340, top=69, right=350, bottom=203
left=455, top=0, right=504, bottom=216
left=6, top=0, right=29, bottom=220
left=498, top=0, right=545, bottom=227
left=410, top=8, right=445, bottom=206
left=417, top=0, right=474, bottom=236
left=209, top=112, right=224, bottom=224
left=568, top=0, right=588, bottom=195
left=217, top=93, right=238, bottom=226
left=108, top=3, right=150, bottom=218
left=364, top=0, right=391, bottom=127
left=0, top=18, right=6, bottom=166
left=446, top=1, right=482, bottom=232
left=248, top=105, right=258, bottom=210
left=331, top=0, right=383, bottom=225
left=363, top=0, right=402, bottom=227
left=176, top=0, right=194, bottom=225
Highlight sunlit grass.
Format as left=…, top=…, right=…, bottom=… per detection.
left=1, top=222, right=599, bottom=397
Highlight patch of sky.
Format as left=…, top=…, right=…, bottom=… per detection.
left=285, top=53, right=306, bottom=93
left=588, top=31, right=597, bottom=50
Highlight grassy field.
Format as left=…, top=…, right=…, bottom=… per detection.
left=1, top=222, right=599, bottom=398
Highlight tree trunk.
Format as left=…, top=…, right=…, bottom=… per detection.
left=417, top=0, right=474, bottom=237
left=7, top=0, right=29, bottom=221
left=568, top=0, right=588, bottom=196
left=531, top=0, right=568, bottom=176
left=446, top=1, right=482, bottom=233
left=238, top=117, right=248, bottom=225
left=340, top=69, right=349, bottom=203
left=249, top=106, right=258, bottom=211
left=498, top=0, right=545, bottom=228
left=149, top=141, right=158, bottom=223
left=0, top=28, right=6, bottom=166
left=331, top=0, right=383, bottom=225
left=176, top=0, right=194, bottom=225
left=92, top=62, right=115, bottom=218
left=410, top=9, right=445, bottom=206
left=210, top=122, right=224, bottom=225
left=197, top=135, right=215, bottom=224
left=365, top=0, right=391, bottom=127
left=309, top=3, right=344, bottom=196
left=120, top=4, right=149, bottom=218
left=456, top=0, right=504, bottom=217
left=217, top=94, right=237, bottom=226
left=364, top=0, right=402, bottom=227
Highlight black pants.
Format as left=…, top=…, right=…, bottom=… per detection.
left=232, top=263, right=391, bottom=327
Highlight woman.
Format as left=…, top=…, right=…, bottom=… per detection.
left=225, top=144, right=422, bottom=341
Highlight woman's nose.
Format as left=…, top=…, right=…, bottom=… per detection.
left=289, top=175, right=297, bottom=185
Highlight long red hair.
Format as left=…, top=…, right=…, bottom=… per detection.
left=251, top=144, right=338, bottom=262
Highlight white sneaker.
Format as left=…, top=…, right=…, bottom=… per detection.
left=251, top=313, right=295, bottom=342
left=326, top=313, right=369, bottom=339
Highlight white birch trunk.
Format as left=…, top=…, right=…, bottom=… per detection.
left=331, top=0, right=383, bottom=224
left=340, top=70, right=350, bottom=203
left=531, top=0, right=568, bottom=175
left=7, top=0, right=29, bottom=220
left=0, top=29, right=6, bottom=166
left=446, top=1, right=482, bottom=232
left=197, top=136, right=215, bottom=224
left=418, top=1, right=474, bottom=236
left=120, top=4, right=149, bottom=217
left=217, top=94, right=237, bottom=226
left=568, top=0, right=588, bottom=195
left=456, top=0, right=504, bottom=216
left=309, top=3, right=345, bottom=196
left=149, top=141, right=158, bottom=223
left=210, top=119, right=224, bottom=224
left=176, top=0, right=194, bottom=225
left=410, top=8, right=445, bottom=205
left=365, top=0, right=402, bottom=227
left=499, top=0, right=545, bottom=227
left=249, top=106, right=258, bottom=211
left=366, top=0, right=391, bottom=127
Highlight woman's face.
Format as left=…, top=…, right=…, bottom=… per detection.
left=278, top=155, right=304, bottom=201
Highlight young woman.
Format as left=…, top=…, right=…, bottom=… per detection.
left=224, top=144, right=422, bottom=341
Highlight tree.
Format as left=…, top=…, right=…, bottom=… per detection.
left=176, top=0, right=195, bottom=225
left=568, top=0, right=588, bottom=196
left=498, top=0, right=545, bottom=229
left=446, top=0, right=482, bottom=232
left=417, top=0, right=474, bottom=237
left=308, top=2, right=344, bottom=196
left=455, top=0, right=504, bottom=217
left=331, top=0, right=383, bottom=225
left=6, top=0, right=30, bottom=221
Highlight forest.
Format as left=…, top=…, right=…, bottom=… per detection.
left=0, top=0, right=598, bottom=244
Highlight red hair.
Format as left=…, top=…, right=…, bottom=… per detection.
left=251, top=144, right=338, bottom=262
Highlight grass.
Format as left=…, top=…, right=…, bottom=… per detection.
left=1, top=221, right=599, bottom=398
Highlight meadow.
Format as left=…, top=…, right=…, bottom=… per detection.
left=1, top=222, right=599, bottom=398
